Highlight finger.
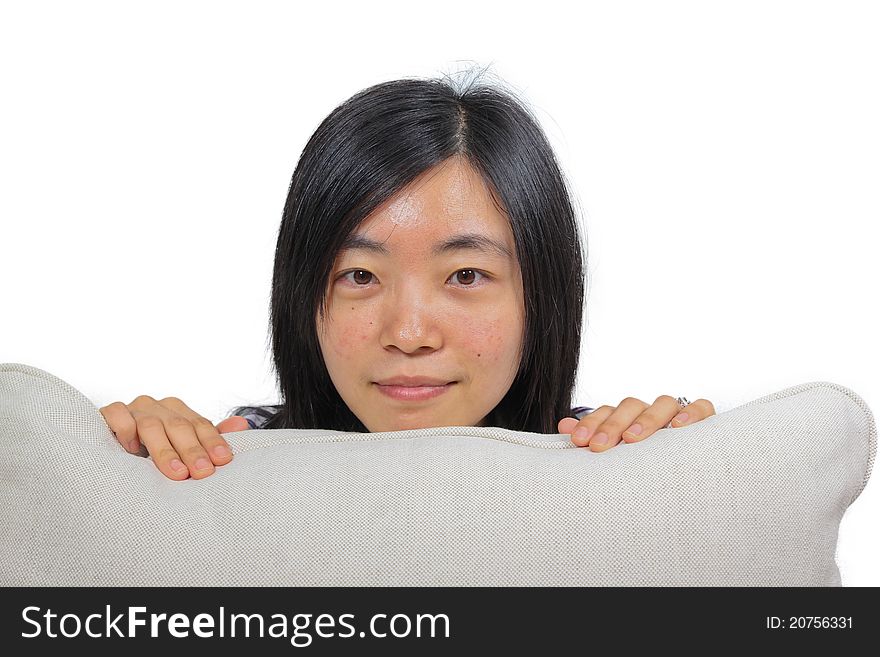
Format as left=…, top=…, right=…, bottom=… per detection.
left=567, top=405, right=614, bottom=446
left=133, top=414, right=192, bottom=481
left=589, top=397, right=650, bottom=452
left=669, top=398, right=716, bottom=427
left=159, top=397, right=234, bottom=466
left=160, top=413, right=218, bottom=479
left=621, top=395, right=686, bottom=443
left=99, top=402, right=141, bottom=454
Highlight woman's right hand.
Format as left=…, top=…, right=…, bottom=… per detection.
left=98, top=395, right=249, bottom=480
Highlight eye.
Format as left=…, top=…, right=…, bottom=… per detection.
left=450, top=269, right=488, bottom=287
left=339, top=269, right=373, bottom=287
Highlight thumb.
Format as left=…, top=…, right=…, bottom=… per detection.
left=216, top=415, right=250, bottom=434
left=557, top=417, right=580, bottom=434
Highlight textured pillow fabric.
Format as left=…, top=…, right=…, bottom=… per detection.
left=0, top=362, right=875, bottom=587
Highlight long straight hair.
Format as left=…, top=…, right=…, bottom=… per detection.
left=231, top=68, right=587, bottom=434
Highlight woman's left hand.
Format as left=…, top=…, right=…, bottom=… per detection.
left=558, top=396, right=716, bottom=452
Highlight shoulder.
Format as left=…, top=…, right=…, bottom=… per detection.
left=235, top=405, right=283, bottom=430
left=571, top=406, right=594, bottom=420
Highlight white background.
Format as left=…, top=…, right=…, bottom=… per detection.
left=1, top=1, right=877, bottom=585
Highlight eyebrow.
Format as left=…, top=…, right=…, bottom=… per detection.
left=338, top=232, right=513, bottom=259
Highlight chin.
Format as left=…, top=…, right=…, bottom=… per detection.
left=369, top=415, right=450, bottom=433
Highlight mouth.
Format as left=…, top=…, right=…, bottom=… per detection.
left=374, top=382, right=456, bottom=402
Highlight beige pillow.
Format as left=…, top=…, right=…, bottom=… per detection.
left=0, top=362, right=874, bottom=586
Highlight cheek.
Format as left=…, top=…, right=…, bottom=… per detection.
left=324, top=312, right=374, bottom=359
left=464, top=318, right=515, bottom=367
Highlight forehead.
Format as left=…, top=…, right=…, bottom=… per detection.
left=348, top=157, right=513, bottom=248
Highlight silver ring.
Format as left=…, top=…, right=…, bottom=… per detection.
left=666, top=397, right=691, bottom=428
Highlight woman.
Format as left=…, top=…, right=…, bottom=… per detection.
left=99, top=71, right=715, bottom=480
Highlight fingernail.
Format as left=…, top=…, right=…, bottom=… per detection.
left=624, top=423, right=642, bottom=437
left=213, top=445, right=231, bottom=458
left=194, top=457, right=213, bottom=471
left=574, top=427, right=592, bottom=441
left=170, top=459, right=186, bottom=471
left=128, top=440, right=140, bottom=453
left=591, top=432, right=608, bottom=445
left=672, top=412, right=689, bottom=425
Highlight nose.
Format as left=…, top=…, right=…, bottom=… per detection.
left=379, top=285, right=444, bottom=354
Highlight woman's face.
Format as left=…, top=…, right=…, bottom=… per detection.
left=316, top=156, right=526, bottom=432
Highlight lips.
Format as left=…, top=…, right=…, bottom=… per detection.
left=374, top=375, right=456, bottom=387
left=373, top=375, right=458, bottom=403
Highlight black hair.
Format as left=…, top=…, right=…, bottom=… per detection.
left=230, top=66, right=587, bottom=434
